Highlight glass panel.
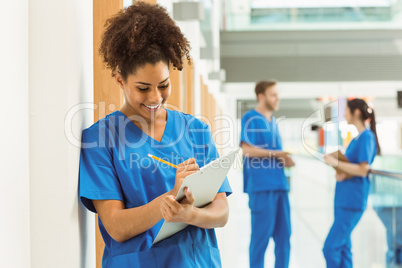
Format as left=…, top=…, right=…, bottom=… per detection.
left=370, top=171, right=402, bottom=268
left=222, top=0, right=402, bottom=31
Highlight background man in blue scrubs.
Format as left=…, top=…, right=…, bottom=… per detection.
left=240, top=80, right=295, bottom=268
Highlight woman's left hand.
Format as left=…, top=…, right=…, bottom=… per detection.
left=160, top=187, right=196, bottom=224
left=335, top=172, right=348, bottom=182
left=323, top=154, right=338, bottom=167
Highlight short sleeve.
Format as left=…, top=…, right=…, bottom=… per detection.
left=276, top=132, right=283, bottom=150
left=274, top=120, right=283, bottom=150
left=203, top=124, right=233, bottom=197
left=79, top=128, right=124, bottom=213
left=357, top=132, right=377, bottom=164
left=240, top=114, right=256, bottom=146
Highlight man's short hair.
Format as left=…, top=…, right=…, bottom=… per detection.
left=255, top=80, right=277, bottom=99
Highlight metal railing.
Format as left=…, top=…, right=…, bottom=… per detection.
left=370, top=169, right=402, bottom=180
left=369, top=169, right=402, bottom=268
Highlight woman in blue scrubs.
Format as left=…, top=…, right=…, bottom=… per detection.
left=79, top=3, right=231, bottom=267
left=323, top=98, right=380, bottom=268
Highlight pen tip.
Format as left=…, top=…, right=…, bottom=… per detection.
left=147, top=154, right=152, bottom=157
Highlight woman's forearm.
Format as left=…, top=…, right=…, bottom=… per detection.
left=94, top=191, right=173, bottom=243
left=336, top=161, right=370, bottom=178
left=187, top=193, right=229, bottom=229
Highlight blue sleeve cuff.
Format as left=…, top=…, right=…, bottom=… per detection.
left=217, top=177, right=233, bottom=197
left=80, top=191, right=124, bottom=213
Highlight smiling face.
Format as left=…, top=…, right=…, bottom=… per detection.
left=115, top=61, right=171, bottom=122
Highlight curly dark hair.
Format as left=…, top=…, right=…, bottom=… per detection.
left=99, top=2, right=191, bottom=80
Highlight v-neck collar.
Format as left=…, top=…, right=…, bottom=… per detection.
left=252, top=109, right=274, bottom=123
left=353, top=128, right=368, bottom=141
left=116, top=108, right=172, bottom=145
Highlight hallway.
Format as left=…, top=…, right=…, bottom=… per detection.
left=219, top=155, right=388, bottom=268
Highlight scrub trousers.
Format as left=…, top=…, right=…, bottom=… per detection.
left=323, top=207, right=364, bottom=268
left=248, top=191, right=291, bottom=268
left=375, top=207, right=402, bottom=268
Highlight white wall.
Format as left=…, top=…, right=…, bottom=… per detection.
left=0, top=1, right=30, bottom=268
left=29, top=0, right=95, bottom=267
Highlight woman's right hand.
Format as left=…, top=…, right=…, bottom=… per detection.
left=278, top=152, right=295, bottom=168
left=171, top=158, right=199, bottom=196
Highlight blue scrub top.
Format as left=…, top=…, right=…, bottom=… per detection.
left=240, top=109, right=288, bottom=193
left=335, top=129, right=377, bottom=210
left=79, top=109, right=232, bottom=268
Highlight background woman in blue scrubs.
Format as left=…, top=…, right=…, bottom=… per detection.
left=79, top=3, right=232, bottom=267
left=323, top=98, right=380, bottom=268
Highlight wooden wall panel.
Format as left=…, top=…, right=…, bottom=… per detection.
left=205, top=86, right=210, bottom=125
left=209, top=93, right=215, bottom=132
left=167, top=69, right=183, bottom=111
left=208, top=93, right=214, bottom=149
left=94, top=0, right=124, bottom=123
left=200, top=75, right=204, bottom=118
left=201, top=81, right=210, bottom=125
left=93, top=1, right=123, bottom=268
left=217, top=107, right=223, bottom=155
left=184, top=60, right=194, bottom=115
left=199, top=74, right=223, bottom=151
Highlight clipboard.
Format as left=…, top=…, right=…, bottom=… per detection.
left=328, top=150, right=353, bottom=179
left=153, top=148, right=240, bottom=245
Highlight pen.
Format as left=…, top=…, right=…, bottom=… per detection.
left=147, top=154, right=178, bottom=169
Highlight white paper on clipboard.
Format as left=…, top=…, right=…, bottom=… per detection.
left=153, top=148, right=240, bottom=245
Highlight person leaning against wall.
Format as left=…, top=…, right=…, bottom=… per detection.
left=78, top=3, right=232, bottom=267
left=323, top=98, right=380, bottom=268
left=240, top=80, right=295, bottom=268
